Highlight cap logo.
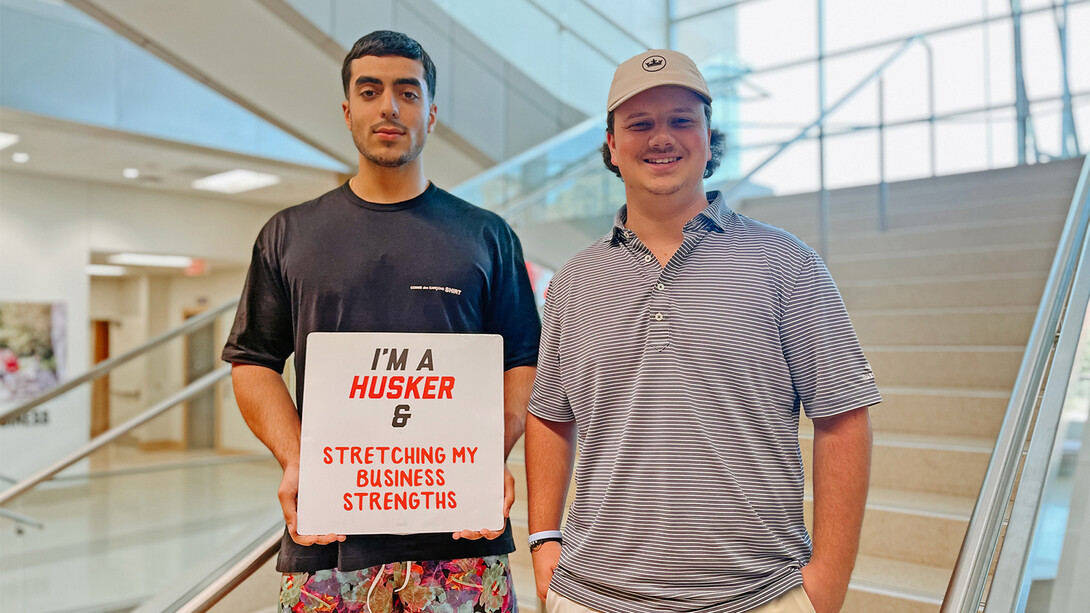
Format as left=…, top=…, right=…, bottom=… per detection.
left=643, top=55, right=666, bottom=72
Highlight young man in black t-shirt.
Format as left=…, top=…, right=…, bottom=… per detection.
left=223, top=30, right=540, bottom=612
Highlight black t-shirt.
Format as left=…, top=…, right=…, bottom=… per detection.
left=223, top=181, right=541, bottom=572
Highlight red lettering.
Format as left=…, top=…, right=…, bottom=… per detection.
left=355, top=492, right=366, bottom=510
left=369, top=492, right=381, bottom=510
left=343, top=492, right=353, bottom=511
left=377, top=447, right=390, bottom=462
left=386, top=376, right=404, bottom=398
left=438, top=376, right=455, bottom=399
left=392, top=447, right=402, bottom=464
left=436, top=491, right=447, bottom=509
left=323, top=447, right=333, bottom=464
left=365, top=447, right=375, bottom=463
left=383, top=492, right=393, bottom=509
left=394, top=492, right=407, bottom=510
left=351, top=447, right=362, bottom=464
left=423, top=376, right=437, bottom=399
left=404, top=376, right=423, bottom=398
left=409, top=492, right=420, bottom=510
left=448, top=491, right=456, bottom=509
left=349, top=375, right=367, bottom=399
left=436, top=468, right=445, bottom=486
left=357, top=470, right=367, bottom=487
left=368, top=376, right=387, bottom=398
left=423, top=491, right=434, bottom=508
left=336, top=446, right=349, bottom=463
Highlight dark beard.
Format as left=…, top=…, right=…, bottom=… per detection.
left=355, top=135, right=425, bottom=168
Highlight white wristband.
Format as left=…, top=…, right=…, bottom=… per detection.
left=529, top=529, right=563, bottom=542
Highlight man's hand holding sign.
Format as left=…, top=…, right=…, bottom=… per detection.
left=297, top=333, right=509, bottom=539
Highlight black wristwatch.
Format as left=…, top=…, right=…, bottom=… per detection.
left=529, top=537, right=563, bottom=552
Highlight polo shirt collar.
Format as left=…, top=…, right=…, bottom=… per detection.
left=609, top=190, right=733, bottom=245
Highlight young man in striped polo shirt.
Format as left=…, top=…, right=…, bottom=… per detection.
left=525, top=49, right=881, bottom=613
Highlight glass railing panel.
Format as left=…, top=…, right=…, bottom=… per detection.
left=0, top=377, right=282, bottom=613
left=1013, top=305, right=1090, bottom=611
left=452, top=118, right=607, bottom=214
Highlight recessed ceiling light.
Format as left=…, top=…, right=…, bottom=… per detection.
left=0, top=132, right=19, bottom=151
left=106, top=253, right=193, bottom=268
left=122, top=168, right=140, bottom=179
left=12, top=151, right=29, bottom=164
left=192, top=169, right=280, bottom=194
left=87, top=264, right=127, bottom=276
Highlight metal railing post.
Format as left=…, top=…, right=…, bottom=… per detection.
left=922, top=39, right=937, bottom=176
left=878, top=77, right=889, bottom=232
left=817, top=0, right=830, bottom=257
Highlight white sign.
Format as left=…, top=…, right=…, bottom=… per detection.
left=297, top=332, right=504, bottom=535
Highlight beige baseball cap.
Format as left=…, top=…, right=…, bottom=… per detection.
left=607, top=49, right=712, bottom=112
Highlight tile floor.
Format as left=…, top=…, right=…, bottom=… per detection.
left=0, top=444, right=282, bottom=612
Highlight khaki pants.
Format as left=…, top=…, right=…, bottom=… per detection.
left=545, top=585, right=817, bottom=613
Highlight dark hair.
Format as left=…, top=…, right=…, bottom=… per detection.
left=341, top=30, right=437, bottom=100
left=600, top=103, right=725, bottom=180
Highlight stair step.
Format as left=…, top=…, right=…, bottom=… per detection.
left=799, top=431, right=992, bottom=497
left=839, top=272, right=1047, bottom=309
left=871, top=386, right=1009, bottom=439
left=808, top=215, right=1066, bottom=257
left=747, top=198, right=1072, bottom=238
left=828, top=243, right=1056, bottom=280
left=739, top=158, right=1083, bottom=216
left=847, top=554, right=948, bottom=613
left=866, top=345, right=1023, bottom=389
left=850, top=306, right=1036, bottom=346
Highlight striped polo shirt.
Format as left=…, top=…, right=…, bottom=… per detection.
left=528, top=191, right=882, bottom=613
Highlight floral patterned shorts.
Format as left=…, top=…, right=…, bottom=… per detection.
left=280, top=555, right=518, bottom=613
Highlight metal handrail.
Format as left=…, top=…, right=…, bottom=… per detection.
left=131, top=520, right=283, bottom=613
left=0, top=508, right=43, bottom=530
left=0, top=297, right=239, bottom=425
left=941, top=154, right=1090, bottom=612
left=720, top=36, right=921, bottom=201
left=719, top=34, right=925, bottom=254
left=0, top=365, right=231, bottom=506
left=986, top=154, right=1090, bottom=609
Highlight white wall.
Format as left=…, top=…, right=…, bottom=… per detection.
left=1, top=169, right=286, bottom=476
left=0, top=171, right=91, bottom=480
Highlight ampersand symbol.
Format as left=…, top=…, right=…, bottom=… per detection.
left=391, top=404, right=411, bottom=428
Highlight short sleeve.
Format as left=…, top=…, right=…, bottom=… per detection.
left=485, top=223, right=541, bottom=371
left=221, top=219, right=295, bottom=373
left=527, top=278, right=574, bottom=422
left=780, top=250, right=882, bottom=418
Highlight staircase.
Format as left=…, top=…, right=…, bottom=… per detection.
left=206, top=159, right=1085, bottom=612
left=736, top=157, right=1085, bottom=612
